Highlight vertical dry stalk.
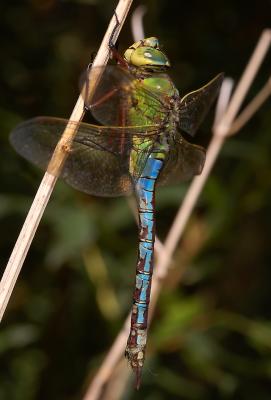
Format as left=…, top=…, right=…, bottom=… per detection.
left=0, top=0, right=133, bottom=322
left=131, top=5, right=147, bottom=42
left=83, top=29, right=271, bottom=399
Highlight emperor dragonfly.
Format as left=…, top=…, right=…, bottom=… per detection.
left=10, top=36, right=223, bottom=387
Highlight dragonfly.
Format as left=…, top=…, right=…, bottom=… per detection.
left=10, top=36, right=223, bottom=387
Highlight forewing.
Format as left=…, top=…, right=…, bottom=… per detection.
left=82, top=66, right=169, bottom=127
left=10, top=117, right=159, bottom=197
left=179, top=73, right=224, bottom=137
left=158, top=135, right=206, bottom=186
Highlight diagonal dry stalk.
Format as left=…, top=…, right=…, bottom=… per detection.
left=83, top=29, right=271, bottom=399
left=0, top=0, right=133, bottom=322
left=229, top=75, right=271, bottom=135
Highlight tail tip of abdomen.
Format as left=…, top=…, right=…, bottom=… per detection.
left=125, top=345, right=145, bottom=389
left=135, top=366, right=142, bottom=390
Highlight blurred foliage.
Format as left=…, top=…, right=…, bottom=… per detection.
left=0, top=0, right=271, bottom=399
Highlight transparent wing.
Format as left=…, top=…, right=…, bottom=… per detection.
left=179, top=73, right=224, bottom=137
left=158, top=135, right=206, bottom=186
left=10, top=117, right=159, bottom=197
left=82, top=65, right=170, bottom=127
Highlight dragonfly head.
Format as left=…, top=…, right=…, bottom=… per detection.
left=124, top=37, right=171, bottom=71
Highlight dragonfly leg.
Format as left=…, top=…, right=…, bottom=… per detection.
left=108, top=11, right=129, bottom=68
left=109, top=10, right=120, bottom=51
left=126, top=156, right=164, bottom=388
left=83, top=77, right=119, bottom=112
left=82, top=56, right=100, bottom=112
left=82, top=53, right=118, bottom=112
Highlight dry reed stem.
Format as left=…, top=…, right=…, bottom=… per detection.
left=83, top=28, right=271, bottom=399
left=0, top=0, right=133, bottom=322
left=131, top=5, right=147, bottom=42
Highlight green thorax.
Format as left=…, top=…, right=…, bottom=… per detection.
left=128, top=72, right=179, bottom=127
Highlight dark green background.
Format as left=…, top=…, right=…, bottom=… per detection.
left=0, top=1, right=271, bottom=399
